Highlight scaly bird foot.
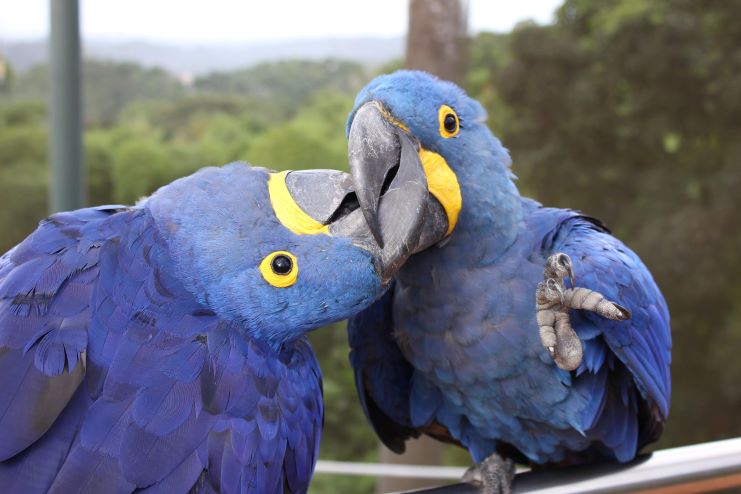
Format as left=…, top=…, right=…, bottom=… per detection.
left=536, top=253, right=631, bottom=371
left=461, top=453, right=515, bottom=494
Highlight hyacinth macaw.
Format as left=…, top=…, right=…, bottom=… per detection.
left=0, top=161, right=428, bottom=493
left=346, top=71, right=671, bottom=493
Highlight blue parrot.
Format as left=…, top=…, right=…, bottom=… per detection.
left=345, top=71, right=671, bottom=492
left=0, top=161, right=428, bottom=493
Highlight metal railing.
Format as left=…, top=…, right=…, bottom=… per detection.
left=316, top=461, right=468, bottom=480
left=315, top=437, right=741, bottom=493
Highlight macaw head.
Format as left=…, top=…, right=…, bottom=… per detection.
left=145, top=162, right=426, bottom=345
left=346, top=70, right=515, bottom=250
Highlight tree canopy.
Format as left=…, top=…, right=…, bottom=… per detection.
left=484, top=0, right=741, bottom=447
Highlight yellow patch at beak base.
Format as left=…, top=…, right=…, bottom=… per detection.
left=268, top=171, right=329, bottom=236
left=418, top=149, right=462, bottom=236
left=371, top=103, right=462, bottom=238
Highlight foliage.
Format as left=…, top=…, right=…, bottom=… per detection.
left=0, top=102, right=48, bottom=250
left=195, top=59, right=367, bottom=121
left=6, top=61, right=184, bottom=126
left=483, top=0, right=741, bottom=447
left=308, top=323, right=378, bottom=494
left=466, top=32, right=513, bottom=140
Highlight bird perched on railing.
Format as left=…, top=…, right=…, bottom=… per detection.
left=0, top=162, right=427, bottom=493
left=346, top=71, right=671, bottom=494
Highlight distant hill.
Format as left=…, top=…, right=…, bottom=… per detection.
left=0, top=37, right=403, bottom=75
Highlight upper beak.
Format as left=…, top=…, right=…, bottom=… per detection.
left=283, top=166, right=428, bottom=283
left=347, top=101, right=450, bottom=261
left=349, top=101, right=428, bottom=248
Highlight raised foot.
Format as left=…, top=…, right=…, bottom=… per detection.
left=461, top=453, right=515, bottom=494
left=536, top=253, right=631, bottom=371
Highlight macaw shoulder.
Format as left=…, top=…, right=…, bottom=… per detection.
left=0, top=205, right=132, bottom=462
left=0, top=204, right=134, bottom=365
left=515, top=197, right=611, bottom=253
left=0, top=205, right=127, bottom=276
left=522, top=198, right=665, bottom=316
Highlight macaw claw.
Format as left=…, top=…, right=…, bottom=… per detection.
left=461, top=452, right=515, bottom=494
left=536, top=253, right=632, bottom=371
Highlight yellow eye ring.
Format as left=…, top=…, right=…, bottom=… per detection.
left=438, top=105, right=460, bottom=138
left=259, top=251, right=298, bottom=288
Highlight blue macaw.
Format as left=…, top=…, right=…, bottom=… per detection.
left=0, top=162, right=428, bottom=493
left=346, top=71, right=671, bottom=492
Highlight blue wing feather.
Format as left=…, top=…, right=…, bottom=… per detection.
left=0, top=207, right=324, bottom=493
left=553, top=216, right=671, bottom=421
left=0, top=209, right=110, bottom=461
left=548, top=214, right=671, bottom=456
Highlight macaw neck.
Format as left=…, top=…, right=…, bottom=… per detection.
left=444, top=163, right=522, bottom=266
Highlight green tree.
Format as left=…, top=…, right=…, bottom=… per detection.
left=477, top=0, right=741, bottom=447
left=195, top=59, right=367, bottom=121
left=4, top=61, right=184, bottom=126
left=0, top=101, right=48, bottom=252
left=247, top=92, right=354, bottom=171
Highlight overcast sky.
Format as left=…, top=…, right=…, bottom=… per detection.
left=0, top=0, right=561, bottom=43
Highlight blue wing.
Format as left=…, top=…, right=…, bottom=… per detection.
left=0, top=207, right=117, bottom=462
left=547, top=214, right=671, bottom=458
left=0, top=207, right=323, bottom=493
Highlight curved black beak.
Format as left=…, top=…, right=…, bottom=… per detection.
left=345, top=101, right=431, bottom=280
left=283, top=166, right=428, bottom=283
left=348, top=102, right=407, bottom=247
left=347, top=101, right=450, bottom=264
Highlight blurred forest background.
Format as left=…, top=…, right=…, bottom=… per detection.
left=2, top=0, right=741, bottom=492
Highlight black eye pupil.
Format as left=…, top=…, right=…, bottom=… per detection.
left=271, top=255, right=293, bottom=275
left=444, top=113, right=457, bottom=133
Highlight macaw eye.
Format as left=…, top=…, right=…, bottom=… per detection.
left=438, top=104, right=460, bottom=138
left=260, top=251, right=298, bottom=288
left=271, top=255, right=293, bottom=274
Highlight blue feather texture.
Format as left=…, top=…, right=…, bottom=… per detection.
left=0, top=163, right=383, bottom=493
left=347, top=71, right=671, bottom=466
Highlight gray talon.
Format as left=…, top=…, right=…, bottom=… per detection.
left=544, top=252, right=575, bottom=287
left=537, top=253, right=631, bottom=371
left=462, top=453, right=515, bottom=494
left=612, top=303, right=631, bottom=320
